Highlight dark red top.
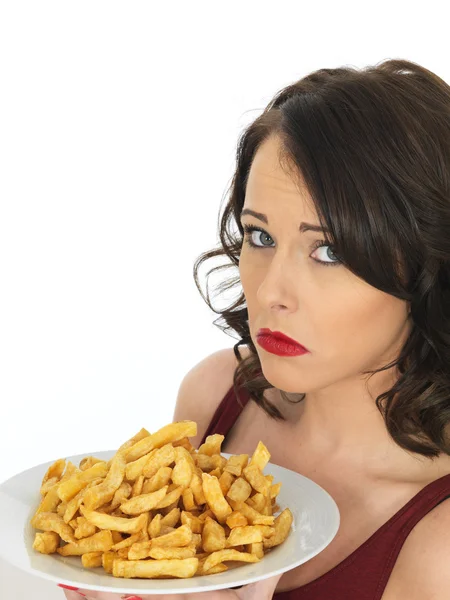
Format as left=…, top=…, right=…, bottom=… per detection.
left=199, top=382, right=450, bottom=599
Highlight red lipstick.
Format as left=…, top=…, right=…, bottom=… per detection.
left=256, top=328, right=309, bottom=357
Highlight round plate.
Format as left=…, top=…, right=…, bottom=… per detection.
left=0, top=450, right=340, bottom=595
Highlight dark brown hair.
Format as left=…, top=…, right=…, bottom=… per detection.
left=193, top=58, right=450, bottom=458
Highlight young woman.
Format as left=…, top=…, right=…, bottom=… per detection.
left=60, top=57, right=450, bottom=599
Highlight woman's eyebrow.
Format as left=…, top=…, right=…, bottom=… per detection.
left=240, top=208, right=329, bottom=234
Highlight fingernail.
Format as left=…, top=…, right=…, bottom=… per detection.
left=121, top=596, right=143, bottom=600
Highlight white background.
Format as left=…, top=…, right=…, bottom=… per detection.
left=0, top=1, right=448, bottom=598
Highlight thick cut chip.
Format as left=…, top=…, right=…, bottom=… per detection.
left=82, top=452, right=126, bottom=511
left=262, top=508, right=293, bottom=548
left=120, top=486, right=168, bottom=516
left=80, top=505, right=149, bottom=534
left=172, top=447, right=194, bottom=488
left=198, top=434, right=225, bottom=456
left=202, top=516, right=226, bottom=553
left=33, top=531, right=60, bottom=554
left=248, top=441, right=271, bottom=471
left=203, top=549, right=260, bottom=572
left=242, top=465, right=271, bottom=495
left=57, top=530, right=113, bottom=556
left=226, top=525, right=263, bottom=547
left=224, top=454, right=249, bottom=477
left=41, top=458, right=66, bottom=489
left=150, top=524, right=192, bottom=548
left=113, top=557, right=199, bottom=579
left=226, top=477, right=252, bottom=503
left=148, top=544, right=196, bottom=560
left=81, top=551, right=103, bottom=568
left=31, top=512, right=76, bottom=544
left=125, top=422, right=197, bottom=463
left=111, top=482, right=132, bottom=509
left=74, top=516, right=97, bottom=539
left=202, top=473, right=233, bottom=524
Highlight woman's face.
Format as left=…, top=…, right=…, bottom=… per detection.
left=239, top=135, right=411, bottom=395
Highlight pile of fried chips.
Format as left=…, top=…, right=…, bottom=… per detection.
left=31, top=421, right=293, bottom=579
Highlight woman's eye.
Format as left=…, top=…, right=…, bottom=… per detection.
left=245, top=227, right=274, bottom=248
left=310, top=244, right=340, bottom=265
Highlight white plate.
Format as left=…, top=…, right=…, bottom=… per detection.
left=0, top=450, right=340, bottom=595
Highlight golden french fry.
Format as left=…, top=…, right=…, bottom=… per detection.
left=131, top=475, right=145, bottom=498
left=226, top=511, right=248, bottom=529
left=80, top=505, right=149, bottom=534
left=41, top=459, right=66, bottom=488
left=202, top=473, right=233, bottom=524
left=111, top=482, right=132, bottom=509
left=224, top=454, right=249, bottom=477
left=262, top=508, right=293, bottom=548
left=79, top=457, right=104, bottom=471
left=149, top=543, right=196, bottom=560
left=120, top=486, right=168, bottom=516
left=151, top=524, right=192, bottom=548
left=248, top=441, right=271, bottom=471
left=102, top=551, right=117, bottom=573
left=198, top=434, right=225, bottom=456
left=31, top=512, right=77, bottom=544
left=125, top=422, right=197, bottom=463
left=57, top=529, right=113, bottom=556
left=226, top=525, right=263, bottom=547
left=74, top=516, right=97, bottom=539
left=180, top=511, right=202, bottom=534
left=203, top=549, right=260, bottom=572
left=227, top=477, right=252, bottom=503
left=202, top=515, right=226, bottom=553
left=81, top=551, right=103, bottom=568
left=242, top=465, right=271, bottom=495
left=113, top=557, right=199, bottom=579
left=33, top=531, right=60, bottom=554
left=82, top=452, right=126, bottom=510
left=172, top=447, right=194, bottom=488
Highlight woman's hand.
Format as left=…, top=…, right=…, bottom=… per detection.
left=57, top=572, right=283, bottom=600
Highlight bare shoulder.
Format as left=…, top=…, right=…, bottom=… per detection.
left=172, top=345, right=251, bottom=448
left=382, top=494, right=450, bottom=599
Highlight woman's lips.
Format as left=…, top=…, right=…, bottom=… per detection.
left=256, top=328, right=308, bottom=351
left=256, top=332, right=310, bottom=357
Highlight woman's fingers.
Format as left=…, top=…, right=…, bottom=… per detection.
left=57, top=586, right=87, bottom=599
left=236, top=572, right=284, bottom=600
